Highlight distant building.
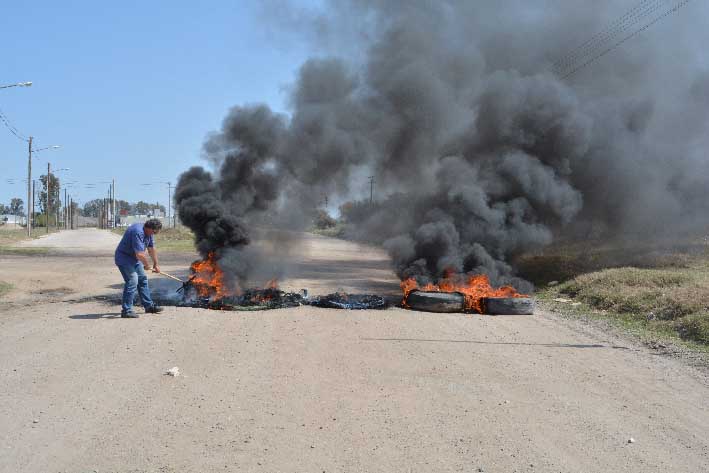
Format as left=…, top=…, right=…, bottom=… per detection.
left=118, top=215, right=169, bottom=227
left=0, top=214, right=26, bottom=227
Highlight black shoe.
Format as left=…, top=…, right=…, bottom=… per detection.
left=145, top=305, right=164, bottom=314
left=121, top=311, right=139, bottom=318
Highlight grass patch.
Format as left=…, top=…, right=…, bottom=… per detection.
left=0, top=246, right=49, bottom=256
left=515, top=238, right=700, bottom=286
left=0, top=227, right=59, bottom=246
left=539, top=262, right=709, bottom=347
left=0, top=281, right=13, bottom=298
left=521, top=237, right=709, bottom=348
left=0, top=228, right=53, bottom=255
left=112, top=227, right=196, bottom=253
left=310, top=223, right=346, bottom=238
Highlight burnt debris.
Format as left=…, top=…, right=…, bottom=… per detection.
left=308, top=293, right=387, bottom=310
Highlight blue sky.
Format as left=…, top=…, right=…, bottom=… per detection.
left=0, top=1, right=314, bottom=211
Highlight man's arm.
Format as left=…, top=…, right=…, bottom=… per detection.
left=148, top=246, right=160, bottom=273
left=135, top=251, right=152, bottom=270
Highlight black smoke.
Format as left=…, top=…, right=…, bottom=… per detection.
left=176, top=0, right=709, bottom=291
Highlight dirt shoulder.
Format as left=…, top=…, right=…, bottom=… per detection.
left=0, top=229, right=707, bottom=472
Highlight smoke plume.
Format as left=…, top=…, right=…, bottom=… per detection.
left=176, top=0, right=709, bottom=291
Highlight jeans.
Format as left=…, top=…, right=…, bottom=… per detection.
left=117, top=263, right=154, bottom=313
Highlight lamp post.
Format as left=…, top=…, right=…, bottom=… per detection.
left=0, top=81, right=32, bottom=90
left=26, top=142, right=61, bottom=236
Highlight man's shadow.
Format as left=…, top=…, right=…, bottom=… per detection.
left=69, top=313, right=121, bottom=320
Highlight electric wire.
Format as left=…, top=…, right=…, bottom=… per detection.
left=0, top=106, right=28, bottom=142
left=552, top=0, right=664, bottom=73
left=553, top=0, right=671, bottom=76
left=559, top=0, right=691, bottom=79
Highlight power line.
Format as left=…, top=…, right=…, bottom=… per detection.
left=558, top=0, right=691, bottom=79
left=552, top=0, right=664, bottom=73
left=0, top=107, right=28, bottom=142
left=552, top=0, right=691, bottom=79
left=554, top=0, right=669, bottom=76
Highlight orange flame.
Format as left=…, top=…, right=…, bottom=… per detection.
left=401, top=271, right=527, bottom=313
left=265, top=278, right=278, bottom=289
left=190, top=253, right=230, bottom=300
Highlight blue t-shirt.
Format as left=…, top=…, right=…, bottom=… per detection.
left=115, top=223, right=154, bottom=267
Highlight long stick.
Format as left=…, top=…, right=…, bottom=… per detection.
left=154, top=270, right=184, bottom=283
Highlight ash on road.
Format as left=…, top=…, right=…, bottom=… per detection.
left=0, top=229, right=707, bottom=472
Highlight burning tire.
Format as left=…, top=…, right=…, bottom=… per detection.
left=405, top=291, right=464, bottom=313
left=483, top=297, right=535, bottom=315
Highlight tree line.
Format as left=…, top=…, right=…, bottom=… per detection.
left=81, top=199, right=166, bottom=218
left=0, top=198, right=24, bottom=216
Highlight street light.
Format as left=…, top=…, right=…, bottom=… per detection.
left=26, top=140, right=61, bottom=236
left=34, top=145, right=61, bottom=152
left=0, top=81, right=32, bottom=89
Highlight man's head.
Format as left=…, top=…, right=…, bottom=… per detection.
left=144, top=218, right=163, bottom=236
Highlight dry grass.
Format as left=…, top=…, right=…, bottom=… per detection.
left=0, top=281, right=12, bottom=298
left=524, top=238, right=709, bottom=346
left=0, top=227, right=58, bottom=245
left=112, top=227, right=196, bottom=253
left=0, top=228, right=55, bottom=255
left=310, top=223, right=346, bottom=238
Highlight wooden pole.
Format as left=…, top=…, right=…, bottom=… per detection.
left=27, top=137, right=32, bottom=236
left=46, top=162, right=50, bottom=234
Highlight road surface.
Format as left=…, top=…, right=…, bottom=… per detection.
left=0, top=229, right=707, bottom=472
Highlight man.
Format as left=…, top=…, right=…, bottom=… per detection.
left=114, top=218, right=165, bottom=318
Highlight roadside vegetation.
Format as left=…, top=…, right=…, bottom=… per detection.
left=112, top=226, right=196, bottom=253
left=310, top=209, right=346, bottom=238
left=0, top=281, right=13, bottom=298
left=516, top=239, right=709, bottom=349
left=0, top=227, right=54, bottom=255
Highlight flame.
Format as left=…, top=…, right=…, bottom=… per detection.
left=190, top=252, right=230, bottom=300
left=265, top=278, right=278, bottom=289
left=401, top=271, right=527, bottom=313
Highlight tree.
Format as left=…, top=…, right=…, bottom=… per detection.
left=314, top=209, right=336, bottom=229
left=132, top=201, right=151, bottom=215
left=117, top=199, right=131, bottom=214
left=82, top=198, right=104, bottom=218
left=9, top=198, right=23, bottom=216
left=39, top=173, right=61, bottom=215
left=0, top=203, right=9, bottom=214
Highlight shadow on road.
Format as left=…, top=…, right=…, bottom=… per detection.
left=361, top=337, right=630, bottom=350
left=69, top=313, right=121, bottom=320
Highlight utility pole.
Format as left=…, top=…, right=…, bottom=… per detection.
left=107, top=185, right=111, bottom=229
left=368, top=176, right=375, bottom=204
left=64, top=188, right=67, bottom=229
left=31, top=180, right=35, bottom=230
left=26, top=137, right=32, bottom=236
left=46, top=162, right=50, bottom=234
left=112, top=178, right=116, bottom=228
left=167, top=182, right=172, bottom=228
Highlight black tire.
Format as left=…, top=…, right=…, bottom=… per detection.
left=483, top=297, right=535, bottom=315
left=406, top=291, right=464, bottom=313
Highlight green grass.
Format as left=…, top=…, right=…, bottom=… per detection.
left=0, top=281, right=13, bottom=298
left=527, top=239, right=709, bottom=348
left=310, top=223, right=346, bottom=238
left=0, top=227, right=56, bottom=255
left=0, top=246, right=49, bottom=256
left=112, top=226, right=196, bottom=253
left=0, top=227, right=59, bottom=245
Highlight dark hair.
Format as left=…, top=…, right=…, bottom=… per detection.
left=144, top=218, right=163, bottom=231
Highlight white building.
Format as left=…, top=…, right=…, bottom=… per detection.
left=0, top=214, right=26, bottom=227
